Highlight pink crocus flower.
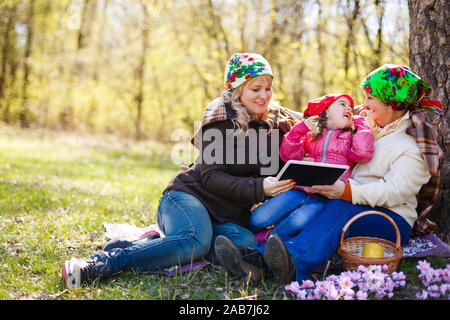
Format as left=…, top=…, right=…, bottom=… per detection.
left=440, top=284, right=448, bottom=296
left=300, top=279, right=315, bottom=289
left=314, top=281, right=329, bottom=297
left=285, top=281, right=300, bottom=295
left=416, top=290, right=429, bottom=300
left=340, top=287, right=355, bottom=300
left=338, top=276, right=354, bottom=289
left=428, top=285, right=441, bottom=298
left=327, top=284, right=340, bottom=300
left=417, top=260, right=431, bottom=272
left=356, top=290, right=368, bottom=300
left=297, top=289, right=308, bottom=300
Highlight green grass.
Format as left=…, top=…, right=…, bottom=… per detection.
left=0, top=125, right=447, bottom=300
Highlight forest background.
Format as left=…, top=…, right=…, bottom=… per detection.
left=1, top=0, right=449, bottom=301
left=0, top=0, right=410, bottom=141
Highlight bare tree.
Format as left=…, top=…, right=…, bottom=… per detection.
left=343, top=0, right=360, bottom=91
left=134, top=0, right=151, bottom=140
left=19, top=0, right=35, bottom=128
left=0, top=2, right=18, bottom=123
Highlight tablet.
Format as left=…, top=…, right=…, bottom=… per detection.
left=275, top=160, right=349, bottom=188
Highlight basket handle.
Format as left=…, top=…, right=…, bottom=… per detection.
left=339, top=210, right=402, bottom=249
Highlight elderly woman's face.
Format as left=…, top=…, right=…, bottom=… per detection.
left=363, top=92, right=398, bottom=128
left=240, top=76, right=273, bottom=116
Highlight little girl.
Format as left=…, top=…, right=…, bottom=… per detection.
left=250, top=93, right=375, bottom=240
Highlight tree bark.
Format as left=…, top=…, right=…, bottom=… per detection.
left=408, top=0, right=449, bottom=239
left=135, top=1, right=150, bottom=140
left=343, top=0, right=360, bottom=91
left=19, top=0, right=35, bottom=128
left=0, top=2, right=18, bottom=123
left=316, top=1, right=327, bottom=95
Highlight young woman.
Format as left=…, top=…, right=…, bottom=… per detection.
left=61, top=53, right=300, bottom=288
left=215, top=64, right=443, bottom=284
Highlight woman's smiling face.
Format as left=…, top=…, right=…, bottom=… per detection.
left=363, top=92, right=399, bottom=128
left=240, top=75, right=273, bottom=116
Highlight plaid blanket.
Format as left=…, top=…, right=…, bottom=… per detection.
left=406, top=109, right=444, bottom=235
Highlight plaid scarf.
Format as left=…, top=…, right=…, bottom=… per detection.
left=191, top=98, right=300, bottom=148
left=406, top=109, right=444, bottom=235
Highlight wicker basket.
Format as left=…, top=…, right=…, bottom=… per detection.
left=337, top=211, right=403, bottom=273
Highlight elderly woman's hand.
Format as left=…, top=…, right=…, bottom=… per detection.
left=263, top=177, right=296, bottom=197
left=308, top=180, right=346, bottom=199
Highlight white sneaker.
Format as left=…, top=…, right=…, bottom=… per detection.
left=62, top=257, right=97, bottom=288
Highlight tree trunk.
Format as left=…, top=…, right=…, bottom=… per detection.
left=343, top=0, right=360, bottom=92
left=0, top=2, right=17, bottom=123
left=19, top=0, right=35, bottom=128
left=135, top=1, right=150, bottom=140
left=409, top=0, right=449, bottom=239
left=316, top=1, right=327, bottom=95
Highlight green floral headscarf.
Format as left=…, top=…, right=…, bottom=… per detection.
left=224, top=53, right=273, bottom=91
left=360, top=64, right=442, bottom=114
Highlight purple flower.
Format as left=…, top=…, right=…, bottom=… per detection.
left=297, top=289, right=308, bottom=300
left=338, top=276, right=354, bottom=289
left=356, top=290, right=368, bottom=300
left=417, top=260, right=431, bottom=272
left=440, top=284, right=448, bottom=296
left=340, top=287, right=355, bottom=300
left=300, top=279, right=315, bottom=289
left=285, top=281, right=300, bottom=295
left=285, top=261, right=449, bottom=301
left=428, top=285, right=441, bottom=298
left=416, top=290, right=429, bottom=300
left=313, top=281, right=329, bottom=297
left=327, top=284, right=340, bottom=300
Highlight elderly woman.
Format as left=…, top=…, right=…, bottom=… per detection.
left=61, top=53, right=300, bottom=288
left=215, top=64, right=443, bottom=284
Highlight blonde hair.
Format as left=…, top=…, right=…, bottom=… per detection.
left=221, top=75, right=282, bottom=132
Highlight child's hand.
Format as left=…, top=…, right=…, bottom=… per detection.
left=304, top=116, right=319, bottom=130
left=352, top=115, right=371, bottom=130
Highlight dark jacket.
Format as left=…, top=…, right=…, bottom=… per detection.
left=164, top=99, right=299, bottom=227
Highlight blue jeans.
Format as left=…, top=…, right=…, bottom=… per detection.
left=250, top=189, right=327, bottom=236
left=255, top=199, right=412, bottom=282
left=91, top=190, right=257, bottom=276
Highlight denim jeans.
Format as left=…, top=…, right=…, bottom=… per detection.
left=249, top=189, right=309, bottom=232
left=254, top=199, right=411, bottom=282
left=91, top=190, right=257, bottom=277
left=250, top=189, right=327, bottom=236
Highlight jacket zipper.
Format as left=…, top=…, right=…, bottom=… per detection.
left=321, top=128, right=334, bottom=163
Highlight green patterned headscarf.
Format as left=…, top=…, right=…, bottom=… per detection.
left=360, top=64, right=442, bottom=114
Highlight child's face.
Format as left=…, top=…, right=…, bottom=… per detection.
left=326, top=97, right=353, bottom=129
left=240, top=76, right=273, bottom=116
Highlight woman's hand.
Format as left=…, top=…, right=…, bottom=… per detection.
left=308, top=180, right=345, bottom=199
left=263, top=177, right=296, bottom=197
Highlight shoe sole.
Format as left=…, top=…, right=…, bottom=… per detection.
left=62, top=260, right=75, bottom=289
left=215, top=236, right=263, bottom=282
left=264, top=235, right=293, bottom=285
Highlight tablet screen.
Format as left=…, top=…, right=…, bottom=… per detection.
left=276, top=160, right=349, bottom=188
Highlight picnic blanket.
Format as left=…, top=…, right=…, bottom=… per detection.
left=102, top=223, right=450, bottom=276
